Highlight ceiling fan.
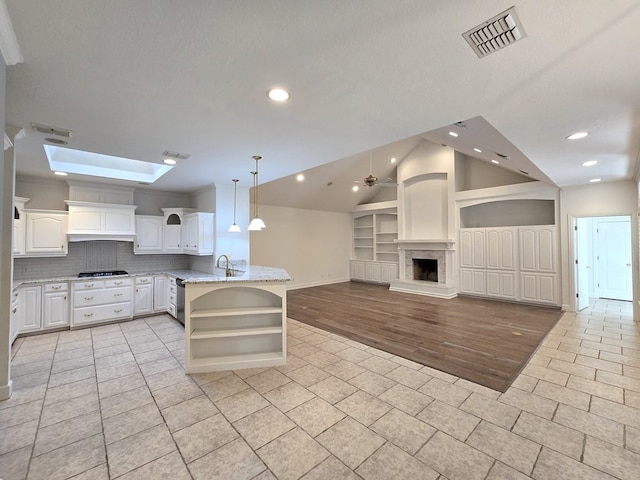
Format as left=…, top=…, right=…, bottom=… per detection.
left=354, top=152, right=397, bottom=189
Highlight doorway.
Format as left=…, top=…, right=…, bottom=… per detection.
left=573, top=215, right=632, bottom=311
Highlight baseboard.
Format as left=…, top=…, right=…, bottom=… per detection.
left=287, top=278, right=351, bottom=291
left=0, top=380, right=13, bottom=401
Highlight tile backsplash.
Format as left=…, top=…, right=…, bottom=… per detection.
left=13, top=241, right=192, bottom=280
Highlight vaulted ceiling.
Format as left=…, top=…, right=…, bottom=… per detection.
left=5, top=1, right=640, bottom=212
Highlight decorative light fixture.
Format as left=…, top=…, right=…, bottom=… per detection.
left=248, top=155, right=266, bottom=231
left=228, top=179, right=241, bottom=232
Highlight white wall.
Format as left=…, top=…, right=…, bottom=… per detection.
left=250, top=205, right=351, bottom=289
left=1, top=57, right=12, bottom=400
left=560, top=181, right=638, bottom=318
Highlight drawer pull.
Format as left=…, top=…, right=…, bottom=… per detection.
left=84, top=283, right=94, bottom=288
left=114, top=281, right=123, bottom=285
left=139, top=279, right=148, bottom=283
left=114, top=293, right=123, bottom=297
left=84, top=313, right=93, bottom=317
left=52, top=285, right=62, bottom=290
left=12, top=307, right=17, bottom=314
left=84, top=296, right=93, bottom=301
left=114, top=309, right=123, bottom=313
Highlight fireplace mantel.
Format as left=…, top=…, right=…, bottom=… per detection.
left=394, top=239, right=455, bottom=251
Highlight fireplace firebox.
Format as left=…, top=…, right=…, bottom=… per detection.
left=413, top=259, right=438, bottom=282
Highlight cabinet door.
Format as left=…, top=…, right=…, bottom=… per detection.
left=164, top=224, right=183, bottom=252
left=183, top=213, right=214, bottom=255
left=182, top=215, right=198, bottom=251
left=380, top=263, right=399, bottom=283
left=18, top=286, right=43, bottom=332
left=486, top=271, right=517, bottom=300
left=460, top=269, right=485, bottom=295
left=134, top=283, right=153, bottom=315
left=153, top=276, right=168, bottom=312
left=350, top=260, right=366, bottom=281
left=365, top=262, right=381, bottom=283
left=520, top=272, right=557, bottom=305
left=519, top=226, right=556, bottom=272
left=460, top=229, right=485, bottom=268
left=13, top=217, right=25, bottom=256
left=486, top=227, right=516, bottom=270
left=44, top=292, right=69, bottom=328
left=135, top=216, right=163, bottom=252
left=25, top=213, right=68, bottom=254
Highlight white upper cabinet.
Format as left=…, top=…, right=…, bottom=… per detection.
left=134, top=216, right=163, bottom=253
left=486, top=227, right=516, bottom=270
left=65, top=201, right=137, bottom=238
left=25, top=210, right=68, bottom=256
left=182, top=212, right=214, bottom=255
left=459, top=228, right=485, bottom=268
left=519, top=226, right=556, bottom=272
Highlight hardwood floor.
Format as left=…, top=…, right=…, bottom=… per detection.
left=287, top=282, right=563, bottom=392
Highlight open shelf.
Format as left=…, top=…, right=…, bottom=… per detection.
left=190, top=306, right=282, bottom=318
left=190, top=326, right=282, bottom=339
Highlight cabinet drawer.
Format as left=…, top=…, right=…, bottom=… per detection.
left=74, top=280, right=106, bottom=291
left=73, top=286, right=132, bottom=307
left=72, top=302, right=132, bottom=325
left=105, top=278, right=132, bottom=288
left=168, top=292, right=177, bottom=305
left=45, top=282, right=68, bottom=293
left=135, top=276, right=153, bottom=285
left=168, top=302, right=177, bottom=318
left=168, top=283, right=177, bottom=295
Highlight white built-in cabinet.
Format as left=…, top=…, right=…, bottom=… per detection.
left=10, top=289, right=19, bottom=343
left=350, top=202, right=399, bottom=285
left=153, top=275, right=168, bottom=312
left=183, top=212, right=215, bottom=255
left=71, top=277, right=133, bottom=327
left=13, top=197, right=28, bottom=256
left=65, top=201, right=137, bottom=238
left=43, top=283, right=70, bottom=328
left=134, top=216, right=164, bottom=253
left=459, top=225, right=558, bottom=305
left=13, top=208, right=68, bottom=257
left=185, top=283, right=287, bottom=373
left=133, top=276, right=154, bottom=315
left=16, top=285, right=43, bottom=333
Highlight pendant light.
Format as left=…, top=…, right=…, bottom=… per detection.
left=228, top=179, right=241, bottom=232
left=248, top=155, right=266, bottom=231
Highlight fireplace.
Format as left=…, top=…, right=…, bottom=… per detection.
left=413, top=259, right=438, bottom=282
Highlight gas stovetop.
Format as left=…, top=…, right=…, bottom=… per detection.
left=77, top=270, right=128, bottom=278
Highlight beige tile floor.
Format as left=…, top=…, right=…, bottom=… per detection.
left=1, top=298, right=639, bottom=479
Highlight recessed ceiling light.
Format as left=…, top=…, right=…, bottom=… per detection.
left=448, top=131, right=459, bottom=137
left=296, top=174, right=304, bottom=182
left=567, top=131, right=589, bottom=140
left=389, top=157, right=396, bottom=163
left=582, top=160, right=597, bottom=167
left=267, top=88, right=290, bottom=102
left=163, top=158, right=177, bottom=165
left=473, top=148, right=482, bottom=153
left=491, top=159, right=500, bottom=164
left=352, top=185, right=359, bottom=192
left=590, top=178, right=601, bottom=183
left=53, top=171, right=68, bottom=176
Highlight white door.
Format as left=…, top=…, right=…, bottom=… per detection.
left=575, top=218, right=590, bottom=310
left=596, top=218, right=632, bottom=301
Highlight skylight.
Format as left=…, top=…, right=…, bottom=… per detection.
left=44, top=145, right=173, bottom=183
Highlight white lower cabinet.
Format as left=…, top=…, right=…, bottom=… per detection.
left=71, top=278, right=133, bottom=327
left=350, top=260, right=398, bottom=285
left=16, top=285, right=42, bottom=333
left=153, top=275, right=168, bottom=312
left=10, top=290, right=19, bottom=343
left=460, top=269, right=486, bottom=295
left=520, top=272, right=557, bottom=305
left=168, top=280, right=177, bottom=318
left=134, top=276, right=154, bottom=315
left=43, top=282, right=69, bottom=328
left=485, top=271, right=517, bottom=300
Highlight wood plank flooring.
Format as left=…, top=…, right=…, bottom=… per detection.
left=287, top=282, right=563, bottom=392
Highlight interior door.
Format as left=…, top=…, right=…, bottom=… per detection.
left=575, top=218, right=590, bottom=310
left=596, top=218, right=632, bottom=301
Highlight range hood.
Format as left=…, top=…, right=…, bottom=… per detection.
left=65, top=200, right=137, bottom=242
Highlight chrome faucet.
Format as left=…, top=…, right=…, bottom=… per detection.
left=216, top=254, right=232, bottom=276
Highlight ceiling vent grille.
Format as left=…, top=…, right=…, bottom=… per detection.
left=162, top=150, right=191, bottom=160
left=462, top=6, right=527, bottom=58
left=31, top=122, right=72, bottom=137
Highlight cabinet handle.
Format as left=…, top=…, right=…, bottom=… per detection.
left=84, top=283, right=94, bottom=288
left=114, top=309, right=123, bottom=313
left=139, top=279, right=148, bottom=283
left=114, top=293, right=123, bottom=297
left=84, top=296, right=93, bottom=301
left=12, top=307, right=17, bottom=314
left=64, top=296, right=67, bottom=300
left=52, top=285, right=62, bottom=290
left=114, top=281, right=123, bottom=285
left=84, top=313, right=93, bottom=317
left=61, top=245, right=63, bottom=250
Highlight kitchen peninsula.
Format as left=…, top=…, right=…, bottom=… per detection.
left=179, top=265, right=291, bottom=373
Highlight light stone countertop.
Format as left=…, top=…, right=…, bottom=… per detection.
left=14, top=265, right=291, bottom=289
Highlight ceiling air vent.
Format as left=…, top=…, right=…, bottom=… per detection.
left=462, top=6, right=527, bottom=58
left=31, top=122, right=72, bottom=137
left=162, top=150, right=191, bottom=160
